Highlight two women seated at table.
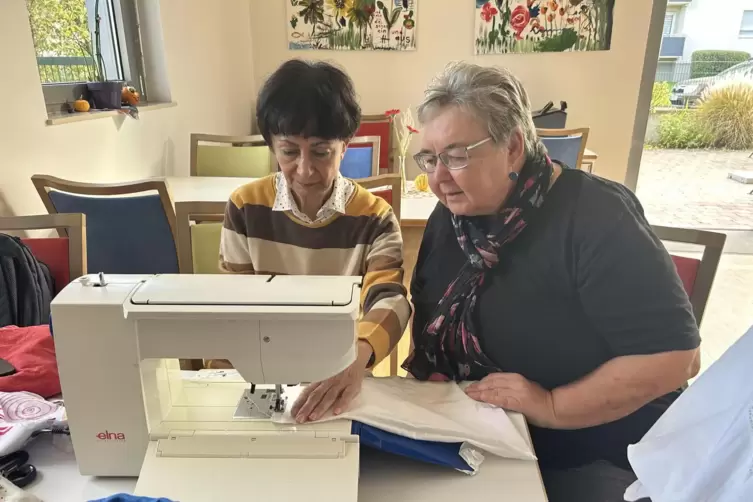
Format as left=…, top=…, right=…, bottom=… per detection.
left=213, top=59, right=411, bottom=422
left=218, top=57, right=700, bottom=502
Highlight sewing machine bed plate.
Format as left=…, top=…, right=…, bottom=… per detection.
left=135, top=441, right=360, bottom=501
left=130, top=274, right=361, bottom=307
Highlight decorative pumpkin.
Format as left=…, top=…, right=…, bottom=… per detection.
left=122, top=86, right=140, bottom=106
left=73, top=99, right=90, bottom=113
left=414, top=173, right=429, bottom=192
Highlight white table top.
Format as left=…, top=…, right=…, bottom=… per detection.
left=164, top=176, right=439, bottom=225
left=25, top=415, right=547, bottom=501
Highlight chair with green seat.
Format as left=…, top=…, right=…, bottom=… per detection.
left=175, top=201, right=227, bottom=274
left=190, top=133, right=275, bottom=178
left=175, top=201, right=227, bottom=370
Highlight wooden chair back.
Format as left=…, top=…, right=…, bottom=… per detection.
left=190, top=133, right=275, bottom=178
left=356, top=173, right=402, bottom=222
left=175, top=201, right=227, bottom=274
left=355, top=173, right=403, bottom=376
left=31, top=174, right=178, bottom=274
left=652, top=225, right=726, bottom=326
left=0, top=213, right=87, bottom=293
left=358, top=114, right=394, bottom=174
left=174, top=201, right=226, bottom=370
left=537, top=127, right=590, bottom=170
left=342, top=136, right=382, bottom=179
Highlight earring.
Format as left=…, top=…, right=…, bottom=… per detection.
left=509, top=171, right=519, bottom=181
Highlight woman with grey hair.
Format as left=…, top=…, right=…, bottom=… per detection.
left=405, top=62, right=700, bottom=501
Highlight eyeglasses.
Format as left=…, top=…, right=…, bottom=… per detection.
left=412, top=137, right=493, bottom=173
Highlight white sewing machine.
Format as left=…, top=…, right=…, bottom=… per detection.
left=51, top=273, right=363, bottom=501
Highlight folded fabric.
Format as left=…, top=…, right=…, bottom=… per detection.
left=0, top=391, right=65, bottom=456
left=277, top=377, right=534, bottom=471
left=625, top=324, right=753, bottom=502
left=0, top=325, right=61, bottom=398
left=89, top=495, right=174, bottom=502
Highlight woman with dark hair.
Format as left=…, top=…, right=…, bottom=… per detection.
left=217, top=59, right=411, bottom=422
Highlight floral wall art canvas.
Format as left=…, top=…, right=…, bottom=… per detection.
left=475, top=0, right=615, bottom=55
left=287, top=0, right=417, bottom=51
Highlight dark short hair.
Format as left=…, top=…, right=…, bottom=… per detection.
left=256, top=59, right=361, bottom=144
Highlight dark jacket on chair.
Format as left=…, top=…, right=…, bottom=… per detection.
left=0, top=234, right=54, bottom=327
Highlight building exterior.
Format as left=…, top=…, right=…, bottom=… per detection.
left=657, top=0, right=753, bottom=81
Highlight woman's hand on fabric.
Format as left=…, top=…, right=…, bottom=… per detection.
left=465, top=373, right=558, bottom=428
left=290, top=340, right=373, bottom=423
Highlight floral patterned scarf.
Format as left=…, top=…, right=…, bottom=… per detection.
left=403, top=152, right=554, bottom=382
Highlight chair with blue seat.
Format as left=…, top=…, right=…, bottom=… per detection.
left=190, top=133, right=275, bottom=178
left=537, top=127, right=590, bottom=170
left=31, top=175, right=179, bottom=275
left=340, top=136, right=381, bottom=179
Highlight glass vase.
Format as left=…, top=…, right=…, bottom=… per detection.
left=398, top=155, right=407, bottom=194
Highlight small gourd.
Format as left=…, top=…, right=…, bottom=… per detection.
left=121, top=86, right=140, bottom=106
left=73, top=99, right=90, bottom=113
left=414, top=173, right=429, bottom=192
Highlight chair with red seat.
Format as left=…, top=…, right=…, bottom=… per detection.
left=358, top=114, right=395, bottom=175
left=356, top=173, right=402, bottom=223
left=652, top=225, right=726, bottom=326
left=0, top=213, right=86, bottom=295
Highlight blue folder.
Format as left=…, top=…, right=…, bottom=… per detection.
left=351, top=421, right=474, bottom=473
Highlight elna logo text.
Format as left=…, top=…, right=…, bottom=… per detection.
left=96, top=430, right=126, bottom=441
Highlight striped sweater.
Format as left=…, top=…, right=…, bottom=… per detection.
left=219, top=174, right=411, bottom=366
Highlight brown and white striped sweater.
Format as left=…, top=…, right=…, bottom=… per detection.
left=219, top=174, right=411, bottom=366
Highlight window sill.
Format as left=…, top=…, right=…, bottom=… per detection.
left=45, top=102, right=178, bottom=126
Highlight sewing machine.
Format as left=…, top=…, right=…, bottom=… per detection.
left=51, top=273, right=362, bottom=501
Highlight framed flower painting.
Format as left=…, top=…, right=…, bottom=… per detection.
left=288, top=0, right=417, bottom=51
left=475, top=0, right=615, bottom=55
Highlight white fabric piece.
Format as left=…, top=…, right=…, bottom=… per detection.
left=0, top=392, right=66, bottom=457
left=625, top=324, right=753, bottom=502
left=275, top=377, right=536, bottom=462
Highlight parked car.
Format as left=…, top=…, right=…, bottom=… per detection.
left=671, top=60, right=753, bottom=107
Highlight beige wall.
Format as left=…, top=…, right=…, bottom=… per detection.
left=0, top=0, right=255, bottom=217
left=250, top=0, right=656, bottom=182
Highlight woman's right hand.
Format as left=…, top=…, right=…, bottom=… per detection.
left=291, top=340, right=374, bottom=423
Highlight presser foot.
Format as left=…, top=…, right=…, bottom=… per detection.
left=233, top=384, right=290, bottom=419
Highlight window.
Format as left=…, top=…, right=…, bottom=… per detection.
left=656, top=61, right=677, bottom=82
left=26, top=0, right=147, bottom=114
left=663, top=13, right=675, bottom=37
left=741, top=10, right=753, bottom=38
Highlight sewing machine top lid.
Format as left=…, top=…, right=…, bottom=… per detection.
left=129, top=274, right=361, bottom=307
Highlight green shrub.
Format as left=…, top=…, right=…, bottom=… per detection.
left=651, top=82, right=673, bottom=111
left=690, top=50, right=750, bottom=78
left=697, top=80, right=753, bottom=150
left=652, top=109, right=712, bottom=149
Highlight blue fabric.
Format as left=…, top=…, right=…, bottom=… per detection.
left=351, top=421, right=473, bottom=473
left=48, top=191, right=178, bottom=274
left=540, top=135, right=584, bottom=169
left=88, top=495, right=174, bottom=502
left=340, top=147, right=374, bottom=179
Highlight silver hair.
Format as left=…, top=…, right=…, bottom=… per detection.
left=417, top=61, right=544, bottom=157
